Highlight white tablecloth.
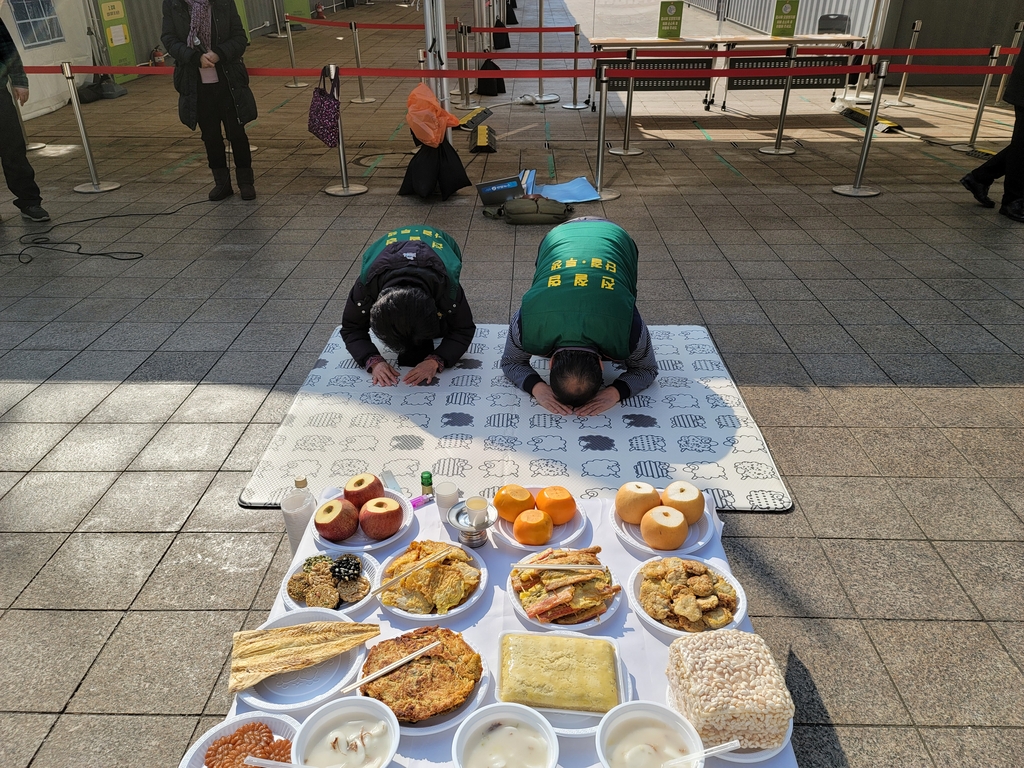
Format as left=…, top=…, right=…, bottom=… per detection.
left=231, top=499, right=799, bottom=768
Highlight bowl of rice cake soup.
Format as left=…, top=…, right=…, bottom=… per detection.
left=453, top=701, right=559, bottom=768
left=597, top=700, right=705, bottom=768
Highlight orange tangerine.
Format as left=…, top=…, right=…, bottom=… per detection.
left=535, top=486, right=577, bottom=526
left=494, top=484, right=536, bottom=523
left=512, top=509, right=554, bottom=546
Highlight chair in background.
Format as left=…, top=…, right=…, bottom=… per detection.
left=817, top=14, right=851, bottom=34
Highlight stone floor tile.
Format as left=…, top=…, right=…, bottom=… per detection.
left=790, top=726, right=932, bottom=768
left=947, top=353, right=1024, bottom=386
left=183, top=472, right=285, bottom=532
left=14, top=533, right=172, bottom=610
left=35, top=423, right=159, bottom=472
left=718, top=502, right=816, bottom=537
left=0, top=713, right=58, bottom=768
left=870, top=354, right=977, bottom=386
left=754, top=618, right=911, bottom=725
left=864, top=620, right=1024, bottom=726
left=739, top=387, right=842, bottom=427
left=845, top=325, right=936, bottom=355
left=775, top=324, right=863, bottom=353
left=916, top=324, right=1012, bottom=354
left=132, top=532, right=280, bottom=609
left=933, top=542, right=1024, bottom=621
left=820, top=387, right=931, bottom=428
left=850, top=427, right=976, bottom=478
left=0, top=321, right=45, bottom=348
left=722, top=537, right=855, bottom=618
left=821, top=539, right=977, bottom=620
left=0, top=533, right=65, bottom=609
left=251, top=536, right=292, bottom=610
left=251, top=384, right=300, bottom=423
left=0, top=472, right=117, bottom=532
left=919, top=728, right=1024, bottom=768
left=159, top=322, right=246, bottom=353
left=46, top=349, right=150, bottom=383
left=759, top=427, right=879, bottom=476
left=202, top=350, right=293, bottom=385
left=990, top=622, right=1024, bottom=669
left=129, top=423, right=245, bottom=471
left=707, top=324, right=789, bottom=354
left=30, top=714, right=198, bottom=768
left=85, top=382, right=195, bottom=423
left=68, top=611, right=244, bottom=715
left=126, top=351, right=222, bottom=383
left=169, top=383, right=269, bottom=423
left=0, top=382, right=117, bottom=423
left=229, top=323, right=311, bottom=352
left=88, top=322, right=179, bottom=351
left=0, top=423, right=74, bottom=471
left=0, top=382, right=36, bottom=418
left=0, top=349, right=77, bottom=382
left=721, top=353, right=813, bottom=385
left=222, top=423, right=277, bottom=471
left=889, top=478, right=1024, bottom=541
left=903, top=387, right=1021, bottom=428
left=0, top=610, right=120, bottom=711
left=940, top=427, right=1024, bottom=477
left=18, top=322, right=113, bottom=351
left=788, top=477, right=924, bottom=539
left=77, top=472, right=214, bottom=532
left=0, top=471, right=21, bottom=499
left=797, top=354, right=894, bottom=386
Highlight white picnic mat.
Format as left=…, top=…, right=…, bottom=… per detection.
left=241, top=325, right=792, bottom=511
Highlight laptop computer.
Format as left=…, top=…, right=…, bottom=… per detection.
left=475, top=176, right=526, bottom=206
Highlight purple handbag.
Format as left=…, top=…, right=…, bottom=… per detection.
left=308, top=67, right=340, bottom=147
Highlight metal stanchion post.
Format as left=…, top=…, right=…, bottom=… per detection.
left=10, top=87, right=45, bottom=151
left=609, top=48, right=642, bottom=156
left=953, top=44, right=1001, bottom=153
left=324, top=65, right=368, bottom=197
left=833, top=60, right=888, bottom=198
left=418, top=48, right=427, bottom=83
left=349, top=23, right=376, bottom=103
left=284, top=22, right=309, bottom=87
left=996, top=21, right=1024, bottom=104
left=451, top=16, right=463, bottom=96
left=760, top=45, right=798, bottom=156
left=562, top=24, right=587, bottom=110
left=267, top=0, right=285, bottom=37
left=454, top=24, right=480, bottom=109
left=885, top=19, right=921, bottom=107
left=594, top=67, right=620, bottom=201
left=60, top=62, right=120, bottom=194
left=531, top=0, right=559, bottom=104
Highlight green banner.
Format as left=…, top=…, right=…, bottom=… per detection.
left=657, top=1, right=683, bottom=39
left=98, top=0, right=137, bottom=84
left=770, top=0, right=800, bottom=37
left=283, top=0, right=312, bottom=23
left=234, top=0, right=251, bottom=42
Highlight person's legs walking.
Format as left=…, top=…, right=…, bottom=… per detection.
left=197, top=81, right=233, bottom=200
left=962, top=149, right=1005, bottom=208
left=222, top=98, right=255, bottom=200
left=1001, top=104, right=1024, bottom=209
left=0, top=88, right=46, bottom=220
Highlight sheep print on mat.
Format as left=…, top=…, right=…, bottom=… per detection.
left=240, top=325, right=792, bottom=512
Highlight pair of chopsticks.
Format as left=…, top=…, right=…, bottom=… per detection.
left=370, top=546, right=456, bottom=597
left=340, top=639, right=442, bottom=694
left=513, top=562, right=607, bottom=571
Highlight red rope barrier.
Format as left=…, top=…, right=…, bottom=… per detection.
left=470, top=26, right=576, bottom=33
left=889, top=64, right=1013, bottom=75
left=284, top=14, right=457, bottom=30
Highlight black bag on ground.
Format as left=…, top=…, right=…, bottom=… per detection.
left=493, top=19, right=511, bottom=49
left=399, top=135, right=472, bottom=201
left=477, top=59, right=506, bottom=96
left=505, top=2, right=518, bottom=24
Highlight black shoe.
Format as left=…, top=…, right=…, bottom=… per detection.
left=209, top=168, right=234, bottom=201
left=1000, top=200, right=1024, bottom=222
left=20, top=205, right=51, bottom=222
left=961, top=174, right=995, bottom=208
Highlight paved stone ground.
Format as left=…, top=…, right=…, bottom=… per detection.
left=1, top=2, right=1023, bottom=767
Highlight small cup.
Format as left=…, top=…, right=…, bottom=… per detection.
left=465, top=496, right=490, bottom=528
left=434, top=481, right=460, bottom=514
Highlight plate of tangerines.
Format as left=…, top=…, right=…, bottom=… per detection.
left=492, top=485, right=588, bottom=552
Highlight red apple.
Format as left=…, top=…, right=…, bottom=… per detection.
left=344, top=473, right=385, bottom=510
left=314, top=498, right=360, bottom=542
left=359, top=497, right=403, bottom=541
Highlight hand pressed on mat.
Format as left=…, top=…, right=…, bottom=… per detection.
left=370, top=360, right=400, bottom=386
left=574, top=386, right=621, bottom=417
left=403, top=358, right=441, bottom=386
left=531, top=381, right=574, bottom=416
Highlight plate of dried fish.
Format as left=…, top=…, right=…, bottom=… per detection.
left=375, top=540, right=487, bottom=621
left=628, top=556, right=746, bottom=637
left=281, top=552, right=379, bottom=615
left=234, top=608, right=380, bottom=715
left=507, top=547, right=622, bottom=632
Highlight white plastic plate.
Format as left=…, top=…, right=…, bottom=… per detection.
left=310, top=489, right=414, bottom=553
left=375, top=545, right=487, bottom=621
left=627, top=556, right=747, bottom=638
left=178, top=712, right=299, bottom=768
left=280, top=552, right=380, bottom=615
left=492, top=486, right=588, bottom=552
left=610, top=492, right=716, bottom=557
left=666, top=688, right=794, bottom=763
left=236, top=608, right=368, bottom=715
left=506, top=555, right=622, bottom=632
left=495, top=630, right=630, bottom=738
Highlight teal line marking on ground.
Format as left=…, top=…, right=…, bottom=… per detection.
left=994, top=119, right=1012, bottom=127
left=692, top=121, right=712, bottom=141
left=268, top=98, right=294, bottom=113
left=161, top=152, right=205, bottom=174
left=715, top=153, right=742, bottom=176
left=362, top=155, right=384, bottom=177
left=922, top=151, right=968, bottom=170
left=388, top=121, right=406, bottom=141
left=930, top=96, right=970, bottom=109
left=545, top=121, right=555, bottom=178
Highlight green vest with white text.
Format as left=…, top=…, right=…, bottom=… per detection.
left=520, top=221, right=638, bottom=360
left=359, top=225, right=463, bottom=300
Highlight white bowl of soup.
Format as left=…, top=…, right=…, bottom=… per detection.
left=597, top=700, right=705, bottom=768
left=453, top=701, right=559, bottom=768
left=293, top=697, right=400, bottom=768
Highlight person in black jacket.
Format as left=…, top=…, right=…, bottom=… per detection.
left=961, top=52, right=1024, bottom=221
left=0, top=17, right=48, bottom=222
left=341, top=225, right=476, bottom=386
left=162, top=0, right=258, bottom=200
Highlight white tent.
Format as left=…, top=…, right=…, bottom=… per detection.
left=2, top=0, right=91, bottom=120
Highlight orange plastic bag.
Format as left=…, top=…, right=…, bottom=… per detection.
left=406, top=83, right=459, bottom=148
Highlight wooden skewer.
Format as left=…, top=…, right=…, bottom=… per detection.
left=340, top=640, right=442, bottom=694
left=371, top=547, right=456, bottom=596
left=512, top=563, right=608, bottom=571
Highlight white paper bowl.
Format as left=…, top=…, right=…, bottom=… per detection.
left=627, top=556, right=747, bottom=637
left=453, top=702, right=560, bottom=768
left=178, top=712, right=299, bottom=768
left=236, top=608, right=368, bottom=716
left=310, top=489, right=414, bottom=553
left=292, top=696, right=400, bottom=768
left=281, top=552, right=380, bottom=615
left=597, top=701, right=705, bottom=768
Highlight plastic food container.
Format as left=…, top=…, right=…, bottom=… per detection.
left=452, top=701, right=559, bottom=768
left=597, top=700, right=705, bottom=768
left=292, top=696, right=400, bottom=768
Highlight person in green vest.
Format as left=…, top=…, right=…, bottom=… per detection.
left=341, top=225, right=476, bottom=386
left=502, top=219, right=657, bottom=416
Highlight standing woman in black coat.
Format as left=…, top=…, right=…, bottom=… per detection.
left=161, top=0, right=259, bottom=200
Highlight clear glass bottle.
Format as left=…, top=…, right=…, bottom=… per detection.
left=280, top=476, right=317, bottom=555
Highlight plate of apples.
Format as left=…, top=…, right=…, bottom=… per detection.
left=311, top=473, right=415, bottom=553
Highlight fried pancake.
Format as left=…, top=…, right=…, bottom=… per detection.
left=361, top=626, right=482, bottom=723
left=380, top=541, right=481, bottom=615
